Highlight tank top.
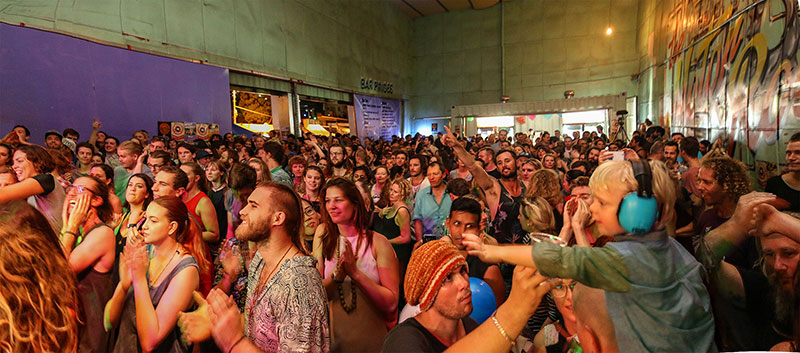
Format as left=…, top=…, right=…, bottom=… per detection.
left=323, top=234, right=379, bottom=282
left=77, top=223, right=115, bottom=353
left=112, top=256, right=198, bottom=353
left=184, top=191, right=208, bottom=226
left=183, top=191, right=213, bottom=295
left=322, top=234, right=386, bottom=352
left=491, top=180, right=526, bottom=244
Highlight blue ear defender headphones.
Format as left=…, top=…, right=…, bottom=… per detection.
left=617, top=160, right=659, bottom=234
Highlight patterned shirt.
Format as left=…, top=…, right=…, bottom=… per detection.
left=245, top=253, right=330, bottom=353
left=270, top=166, right=294, bottom=188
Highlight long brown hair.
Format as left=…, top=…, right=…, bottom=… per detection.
left=0, top=201, right=79, bottom=352
left=320, top=178, right=373, bottom=260
left=151, top=197, right=211, bottom=274
left=15, top=145, right=55, bottom=174
left=78, top=176, right=114, bottom=224
left=181, top=161, right=210, bottom=193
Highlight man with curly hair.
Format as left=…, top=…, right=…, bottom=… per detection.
left=694, top=155, right=753, bottom=268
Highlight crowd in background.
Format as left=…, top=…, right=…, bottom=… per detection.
left=1, top=116, right=800, bottom=353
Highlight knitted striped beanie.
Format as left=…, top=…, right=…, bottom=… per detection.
left=405, top=240, right=467, bottom=311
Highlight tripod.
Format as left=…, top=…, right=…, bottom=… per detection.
left=610, top=119, right=628, bottom=143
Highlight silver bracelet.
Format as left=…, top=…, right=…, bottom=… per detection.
left=491, top=315, right=514, bottom=345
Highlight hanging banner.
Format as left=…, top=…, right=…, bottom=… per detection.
left=354, top=94, right=401, bottom=141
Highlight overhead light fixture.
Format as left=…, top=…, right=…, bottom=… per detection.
left=605, top=27, right=613, bottom=35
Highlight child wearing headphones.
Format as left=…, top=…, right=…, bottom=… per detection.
left=463, top=160, right=717, bottom=353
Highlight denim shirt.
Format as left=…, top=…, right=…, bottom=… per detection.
left=532, top=230, right=717, bottom=353
left=411, top=186, right=452, bottom=238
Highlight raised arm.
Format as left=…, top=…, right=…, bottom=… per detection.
left=0, top=178, right=44, bottom=203
left=133, top=259, right=199, bottom=352
left=695, top=192, right=780, bottom=304
left=88, top=119, right=101, bottom=146
left=442, top=126, right=496, bottom=192
left=446, top=266, right=555, bottom=353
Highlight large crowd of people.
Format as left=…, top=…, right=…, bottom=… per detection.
left=1, top=118, right=799, bottom=353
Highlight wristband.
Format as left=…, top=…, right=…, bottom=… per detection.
left=227, top=335, right=246, bottom=353
left=491, top=315, right=515, bottom=345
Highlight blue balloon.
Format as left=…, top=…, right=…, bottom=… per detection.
left=469, top=277, right=497, bottom=324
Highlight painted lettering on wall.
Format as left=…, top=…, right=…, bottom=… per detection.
left=360, top=77, right=393, bottom=94
left=664, top=0, right=800, bottom=186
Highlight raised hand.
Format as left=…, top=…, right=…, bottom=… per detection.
left=442, top=125, right=458, bottom=147
left=463, top=233, right=501, bottom=264
left=207, top=288, right=246, bottom=353
left=219, top=243, right=243, bottom=278
left=178, top=291, right=212, bottom=343
left=340, top=237, right=357, bottom=275
left=571, top=198, right=591, bottom=229
left=507, top=266, right=556, bottom=316
left=125, top=234, right=149, bottom=281
left=63, top=192, right=91, bottom=233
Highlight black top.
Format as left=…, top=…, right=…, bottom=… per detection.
left=466, top=254, right=491, bottom=279
left=737, top=268, right=788, bottom=350
left=765, top=175, right=800, bottom=211
left=32, top=173, right=56, bottom=194
left=382, top=317, right=479, bottom=353
left=487, top=169, right=502, bottom=179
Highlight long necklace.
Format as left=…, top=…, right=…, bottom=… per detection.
left=250, top=246, right=293, bottom=316
left=335, top=238, right=357, bottom=313
left=148, top=245, right=180, bottom=286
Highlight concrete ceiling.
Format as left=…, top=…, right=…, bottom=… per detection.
left=391, top=0, right=502, bottom=18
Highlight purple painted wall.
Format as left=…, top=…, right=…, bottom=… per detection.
left=0, top=23, right=232, bottom=145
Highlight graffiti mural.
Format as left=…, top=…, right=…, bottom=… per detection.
left=664, top=0, right=800, bottom=187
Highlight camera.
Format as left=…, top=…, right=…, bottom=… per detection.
left=615, top=110, right=628, bottom=127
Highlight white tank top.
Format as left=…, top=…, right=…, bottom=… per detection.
left=323, top=233, right=379, bottom=282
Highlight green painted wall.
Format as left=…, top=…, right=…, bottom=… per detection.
left=0, top=0, right=412, bottom=99
left=408, top=0, right=640, bottom=119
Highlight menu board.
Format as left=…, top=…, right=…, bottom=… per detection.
left=354, top=94, right=400, bottom=141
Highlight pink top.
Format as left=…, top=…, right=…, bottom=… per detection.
left=323, top=234, right=379, bottom=282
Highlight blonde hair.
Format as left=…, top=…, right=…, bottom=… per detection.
left=590, top=160, right=676, bottom=227
left=118, top=140, right=143, bottom=155
left=526, top=169, right=562, bottom=208
left=520, top=196, right=555, bottom=233
left=0, top=201, right=79, bottom=352
left=391, top=178, right=412, bottom=202
left=247, top=158, right=273, bottom=184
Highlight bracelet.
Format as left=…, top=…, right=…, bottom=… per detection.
left=227, top=335, right=246, bottom=353
left=491, top=315, right=515, bottom=345
left=61, top=230, right=77, bottom=238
